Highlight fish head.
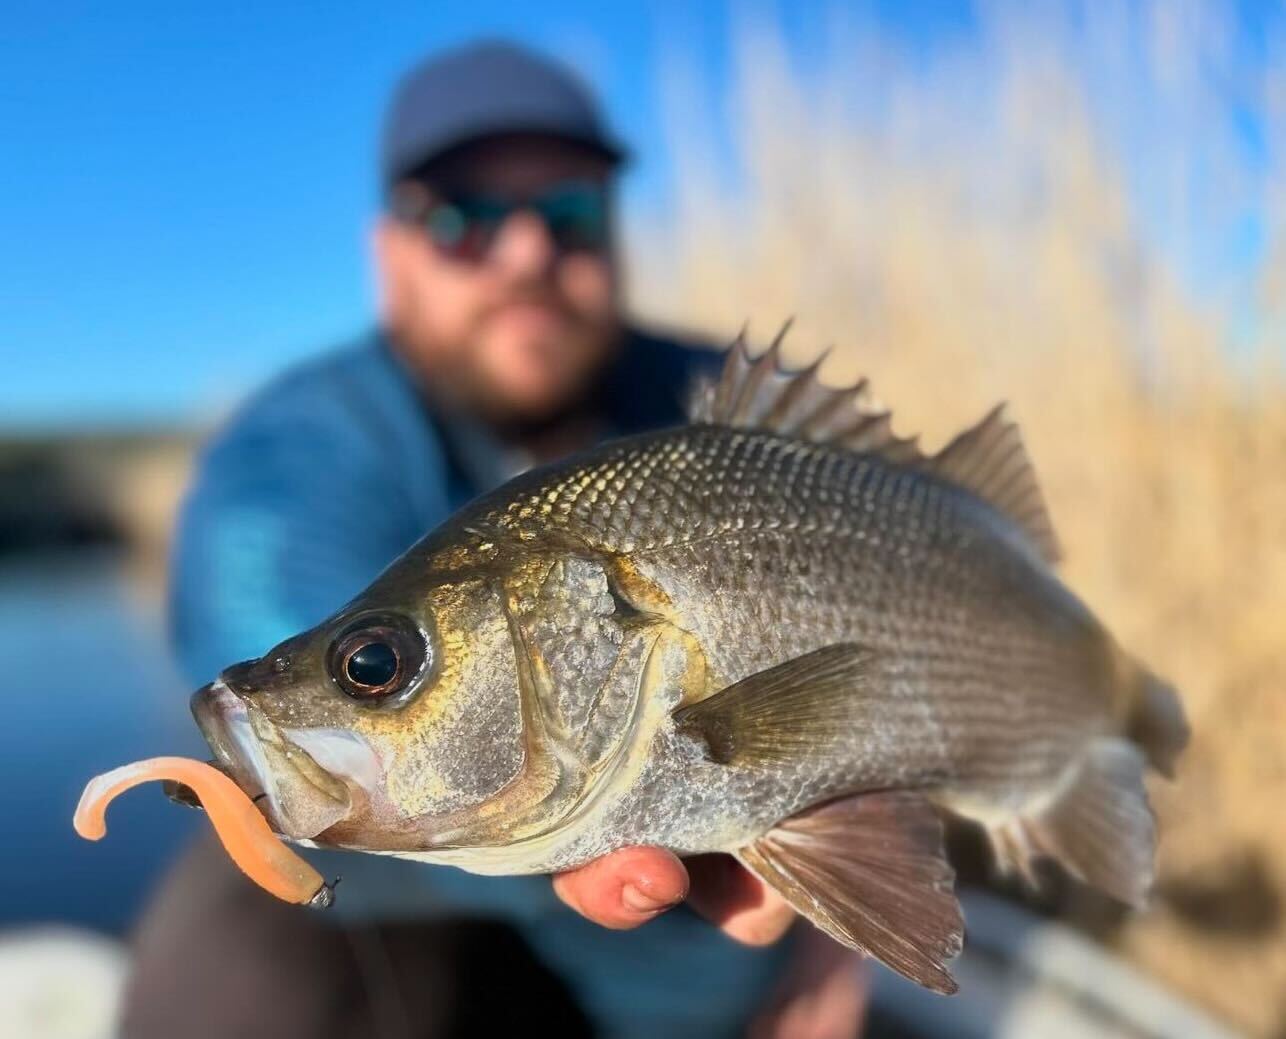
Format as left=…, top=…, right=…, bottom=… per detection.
left=190, top=533, right=681, bottom=858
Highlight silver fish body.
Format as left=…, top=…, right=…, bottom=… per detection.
left=407, top=418, right=1149, bottom=868
left=191, top=334, right=1187, bottom=992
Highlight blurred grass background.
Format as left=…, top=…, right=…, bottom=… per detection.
left=631, top=6, right=1284, bottom=1034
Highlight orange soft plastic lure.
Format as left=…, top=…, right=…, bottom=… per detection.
left=74, top=756, right=333, bottom=907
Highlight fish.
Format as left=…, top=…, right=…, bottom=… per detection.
left=189, top=331, right=1189, bottom=993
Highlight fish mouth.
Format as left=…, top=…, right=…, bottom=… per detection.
left=190, top=681, right=362, bottom=841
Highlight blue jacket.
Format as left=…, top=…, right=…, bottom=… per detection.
left=169, top=330, right=792, bottom=1038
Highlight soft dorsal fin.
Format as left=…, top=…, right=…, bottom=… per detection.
left=926, top=403, right=1061, bottom=563
left=690, top=327, right=1061, bottom=564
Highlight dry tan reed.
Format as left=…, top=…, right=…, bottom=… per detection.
left=628, top=5, right=1286, bottom=1033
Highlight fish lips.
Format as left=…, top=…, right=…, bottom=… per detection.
left=190, top=681, right=357, bottom=842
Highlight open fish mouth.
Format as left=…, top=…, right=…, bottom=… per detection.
left=190, top=681, right=363, bottom=841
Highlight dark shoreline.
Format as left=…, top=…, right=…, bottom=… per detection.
left=0, top=431, right=197, bottom=557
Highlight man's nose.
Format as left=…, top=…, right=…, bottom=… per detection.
left=489, top=209, right=557, bottom=276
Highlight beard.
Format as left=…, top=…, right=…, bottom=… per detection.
left=396, top=280, right=621, bottom=433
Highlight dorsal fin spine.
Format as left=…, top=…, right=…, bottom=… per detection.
left=766, top=347, right=828, bottom=431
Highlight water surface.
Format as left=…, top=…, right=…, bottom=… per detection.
left=0, top=552, right=204, bottom=934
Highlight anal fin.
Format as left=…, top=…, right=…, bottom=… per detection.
left=738, top=791, right=964, bottom=994
left=990, top=738, right=1156, bottom=908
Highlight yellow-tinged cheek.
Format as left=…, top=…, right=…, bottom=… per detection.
left=399, top=770, right=451, bottom=806
left=348, top=588, right=523, bottom=819
left=354, top=620, right=473, bottom=741
left=347, top=662, right=464, bottom=812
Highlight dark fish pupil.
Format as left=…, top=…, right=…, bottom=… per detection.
left=346, top=642, right=399, bottom=688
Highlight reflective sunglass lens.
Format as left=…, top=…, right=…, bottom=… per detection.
left=426, top=204, right=467, bottom=248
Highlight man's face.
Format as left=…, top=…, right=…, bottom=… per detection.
left=374, top=135, right=620, bottom=423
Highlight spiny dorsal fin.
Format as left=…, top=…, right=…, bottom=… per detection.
left=690, top=325, right=917, bottom=460
left=691, top=326, right=1061, bottom=565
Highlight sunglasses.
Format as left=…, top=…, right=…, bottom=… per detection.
left=394, top=180, right=611, bottom=262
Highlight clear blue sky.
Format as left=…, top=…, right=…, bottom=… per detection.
left=0, top=2, right=1273, bottom=429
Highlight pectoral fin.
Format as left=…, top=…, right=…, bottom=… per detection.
left=672, top=643, right=877, bottom=767
left=738, top=791, right=964, bottom=994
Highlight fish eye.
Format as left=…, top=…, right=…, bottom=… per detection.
left=327, top=615, right=429, bottom=703
left=346, top=640, right=398, bottom=687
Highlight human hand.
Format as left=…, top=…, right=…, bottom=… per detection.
left=551, top=846, right=795, bottom=942
left=552, top=848, right=869, bottom=1038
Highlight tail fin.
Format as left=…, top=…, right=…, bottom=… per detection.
left=1125, top=660, right=1189, bottom=778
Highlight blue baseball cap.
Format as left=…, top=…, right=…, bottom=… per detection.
left=381, top=40, right=627, bottom=186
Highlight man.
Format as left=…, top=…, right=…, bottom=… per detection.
left=123, top=41, right=866, bottom=1038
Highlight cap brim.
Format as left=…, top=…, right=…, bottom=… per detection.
left=387, top=123, right=628, bottom=185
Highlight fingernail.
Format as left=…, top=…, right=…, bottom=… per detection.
left=622, top=883, right=673, bottom=914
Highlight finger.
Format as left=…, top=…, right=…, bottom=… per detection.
left=552, top=846, right=689, bottom=930
left=684, top=854, right=797, bottom=946
left=748, top=929, right=869, bottom=1039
